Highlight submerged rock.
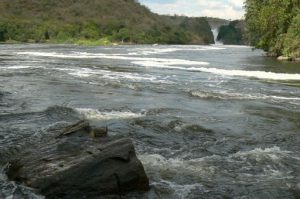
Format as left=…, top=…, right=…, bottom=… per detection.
left=6, top=120, right=149, bottom=198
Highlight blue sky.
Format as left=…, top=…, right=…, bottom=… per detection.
left=139, top=0, right=245, bottom=20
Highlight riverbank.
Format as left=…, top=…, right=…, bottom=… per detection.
left=0, top=38, right=116, bottom=46
left=244, top=0, right=300, bottom=63
left=0, top=38, right=208, bottom=46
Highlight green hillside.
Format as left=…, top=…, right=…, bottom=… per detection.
left=217, top=20, right=247, bottom=45
left=245, top=0, right=300, bottom=60
left=206, top=17, right=229, bottom=29
left=0, top=0, right=213, bottom=45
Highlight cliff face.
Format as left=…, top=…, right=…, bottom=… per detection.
left=217, top=20, right=247, bottom=45
left=206, top=17, right=229, bottom=30
left=162, top=15, right=214, bottom=44
left=0, top=0, right=214, bottom=44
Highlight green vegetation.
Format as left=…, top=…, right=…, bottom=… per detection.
left=0, top=0, right=213, bottom=45
left=206, top=17, right=229, bottom=28
left=245, top=0, right=300, bottom=59
left=163, top=15, right=214, bottom=44
left=217, top=20, right=246, bottom=45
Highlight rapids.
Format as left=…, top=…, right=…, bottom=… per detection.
left=1, top=44, right=300, bottom=199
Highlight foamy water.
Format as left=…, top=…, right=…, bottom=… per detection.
left=56, top=67, right=148, bottom=79
left=76, top=108, right=144, bottom=120
left=0, top=65, right=43, bottom=70
left=2, top=44, right=300, bottom=199
left=188, top=67, right=300, bottom=81
left=17, top=50, right=300, bottom=81
left=17, top=51, right=300, bottom=81
left=139, top=146, right=297, bottom=181
left=190, top=90, right=300, bottom=102
left=232, top=146, right=296, bottom=160
left=151, top=180, right=204, bottom=199
left=17, top=51, right=210, bottom=66
left=128, top=46, right=226, bottom=55
left=133, top=61, right=300, bottom=81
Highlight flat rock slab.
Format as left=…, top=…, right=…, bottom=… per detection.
left=7, top=120, right=149, bottom=198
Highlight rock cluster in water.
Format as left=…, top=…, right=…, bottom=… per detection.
left=5, top=119, right=149, bottom=198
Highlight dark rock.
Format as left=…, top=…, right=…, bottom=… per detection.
left=7, top=120, right=149, bottom=198
left=90, top=126, right=108, bottom=138
left=56, top=119, right=90, bottom=138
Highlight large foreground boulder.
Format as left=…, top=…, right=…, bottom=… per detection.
left=7, top=120, right=149, bottom=198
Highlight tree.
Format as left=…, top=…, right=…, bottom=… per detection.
left=217, top=20, right=244, bottom=45
left=283, top=13, right=300, bottom=58
left=245, top=0, right=300, bottom=57
left=0, top=23, right=7, bottom=41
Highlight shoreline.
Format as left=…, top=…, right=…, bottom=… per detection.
left=1, top=41, right=298, bottom=62
left=0, top=38, right=214, bottom=47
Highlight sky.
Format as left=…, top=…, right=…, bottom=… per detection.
left=138, top=0, right=245, bottom=20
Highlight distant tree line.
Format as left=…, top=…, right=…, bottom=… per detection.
left=0, top=0, right=214, bottom=45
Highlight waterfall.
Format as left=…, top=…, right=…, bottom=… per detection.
left=211, top=28, right=222, bottom=45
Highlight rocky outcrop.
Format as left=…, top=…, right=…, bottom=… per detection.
left=216, top=20, right=247, bottom=45
left=277, top=56, right=293, bottom=61
left=277, top=56, right=300, bottom=62
left=6, top=120, right=149, bottom=198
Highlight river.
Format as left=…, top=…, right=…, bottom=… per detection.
left=0, top=44, right=300, bottom=199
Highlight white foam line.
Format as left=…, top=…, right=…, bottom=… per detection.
left=128, top=46, right=226, bottom=55
left=133, top=61, right=300, bottom=81
left=76, top=108, right=143, bottom=120
left=17, top=51, right=300, bottom=81
left=0, top=65, right=43, bottom=70
left=269, top=95, right=300, bottom=100
left=221, top=45, right=252, bottom=48
left=190, top=90, right=300, bottom=101
left=54, top=67, right=171, bottom=83
left=170, top=45, right=227, bottom=50
left=131, top=48, right=179, bottom=55
left=187, top=67, right=300, bottom=81
left=17, top=52, right=210, bottom=66
left=231, top=146, right=295, bottom=161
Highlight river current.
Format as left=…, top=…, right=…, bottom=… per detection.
left=0, top=44, right=300, bottom=199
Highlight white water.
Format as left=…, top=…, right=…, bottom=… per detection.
left=128, top=46, right=226, bottom=55
left=133, top=61, right=300, bottom=81
left=211, top=28, right=223, bottom=45
left=2, top=44, right=300, bottom=199
left=139, top=146, right=297, bottom=182
left=189, top=67, right=300, bottom=80
left=17, top=51, right=210, bottom=66
left=17, top=51, right=300, bottom=81
left=190, top=90, right=300, bottom=101
left=0, top=65, right=43, bottom=70
left=76, top=108, right=144, bottom=120
left=151, top=180, right=203, bottom=199
left=54, top=67, right=170, bottom=83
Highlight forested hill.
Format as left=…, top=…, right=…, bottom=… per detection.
left=0, top=0, right=213, bottom=45
left=217, top=20, right=247, bottom=45
left=245, top=0, right=300, bottom=60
